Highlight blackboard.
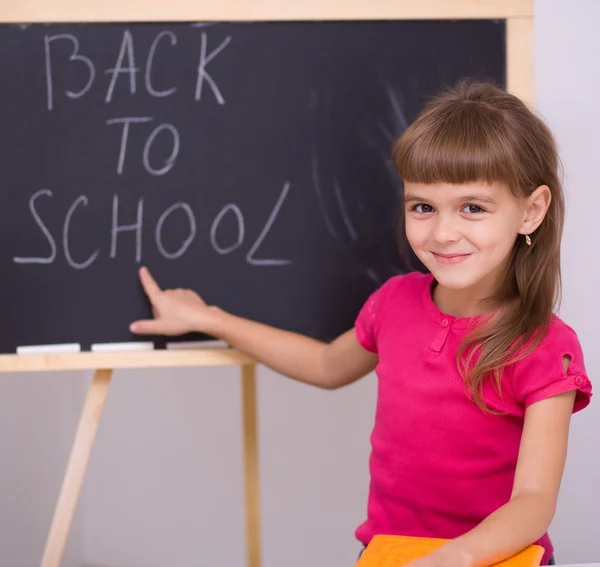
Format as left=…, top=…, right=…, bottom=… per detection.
left=0, top=20, right=505, bottom=353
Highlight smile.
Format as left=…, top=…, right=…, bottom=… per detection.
left=431, top=252, right=472, bottom=265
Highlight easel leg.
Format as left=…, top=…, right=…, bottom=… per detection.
left=40, top=369, right=113, bottom=567
left=242, top=364, right=261, bottom=567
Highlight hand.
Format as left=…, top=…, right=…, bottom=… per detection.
left=129, top=267, right=216, bottom=336
left=406, top=545, right=473, bottom=567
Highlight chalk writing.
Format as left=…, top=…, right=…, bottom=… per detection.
left=44, top=28, right=230, bottom=108
left=64, top=196, right=100, bottom=270
left=15, top=26, right=294, bottom=272
left=44, top=34, right=95, bottom=111
left=143, top=123, right=180, bottom=176
left=155, top=202, right=196, bottom=259
left=195, top=32, right=231, bottom=104
left=246, top=182, right=292, bottom=266
left=13, top=190, right=57, bottom=264
left=210, top=204, right=244, bottom=255
left=107, top=117, right=181, bottom=176
left=145, top=31, right=178, bottom=98
left=111, top=195, right=144, bottom=263
left=14, top=188, right=292, bottom=267
left=106, top=117, right=153, bottom=174
left=105, top=30, right=138, bottom=103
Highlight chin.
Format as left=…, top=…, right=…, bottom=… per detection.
left=422, top=263, right=481, bottom=292
left=431, top=272, right=479, bottom=291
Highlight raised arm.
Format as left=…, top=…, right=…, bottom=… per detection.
left=129, top=267, right=378, bottom=390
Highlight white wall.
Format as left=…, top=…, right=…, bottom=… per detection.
left=80, top=366, right=376, bottom=567
left=535, top=0, right=600, bottom=563
left=0, top=2, right=598, bottom=566
left=0, top=371, right=86, bottom=567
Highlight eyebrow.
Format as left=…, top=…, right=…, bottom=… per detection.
left=403, top=193, right=497, bottom=205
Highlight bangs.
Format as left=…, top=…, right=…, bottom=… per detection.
left=392, top=101, right=521, bottom=192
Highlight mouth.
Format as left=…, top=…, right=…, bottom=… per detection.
left=431, top=252, right=472, bottom=265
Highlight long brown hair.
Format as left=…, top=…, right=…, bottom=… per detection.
left=392, top=80, right=564, bottom=410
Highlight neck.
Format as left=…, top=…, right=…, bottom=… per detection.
left=432, top=278, right=497, bottom=319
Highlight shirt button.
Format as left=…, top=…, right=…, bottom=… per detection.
left=575, top=376, right=584, bottom=386
left=441, top=319, right=449, bottom=327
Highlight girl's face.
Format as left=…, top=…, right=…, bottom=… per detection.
left=403, top=181, right=548, bottom=309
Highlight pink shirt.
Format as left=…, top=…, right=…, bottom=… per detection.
left=354, top=272, right=592, bottom=565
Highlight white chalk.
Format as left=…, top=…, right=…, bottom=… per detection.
left=166, top=340, right=229, bottom=350
left=91, top=342, right=155, bottom=352
left=16, top=343, right=81, bottom=355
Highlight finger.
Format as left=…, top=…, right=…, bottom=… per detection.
left=139, top=266, right=162, bottom=300
left=129, top=319, right=161, bottom=335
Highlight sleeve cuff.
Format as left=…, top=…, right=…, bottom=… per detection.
left=525, top=374, right=593, bottom=413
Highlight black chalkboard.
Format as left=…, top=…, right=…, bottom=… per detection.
left=0, top=20, right=505, bottom=353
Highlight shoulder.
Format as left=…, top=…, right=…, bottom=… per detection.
left=526, top=315, right=586, bottom=371
left=540, top=314, right=581, bottom=346
left=510, top=315, right=592, bottom=413
left=354, top=271, right=430, bottom=353
left=360, top=270, right=429, bottom=315
left=377, top=270, right=431, bottom=300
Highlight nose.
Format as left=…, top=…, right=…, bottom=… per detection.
left=431, top=213, right=461, bottom=244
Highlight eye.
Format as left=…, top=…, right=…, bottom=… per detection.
left=461, top=204, right=485, bottom=214
left=412, top=203, right=435, bottom=213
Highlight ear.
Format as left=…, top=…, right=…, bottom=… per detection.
left=518, top=185, right=552, bottom=236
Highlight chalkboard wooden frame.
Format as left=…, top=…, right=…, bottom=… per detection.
left=2, top=0, right=534, bottom=23
left=0, top=2, right=534, bottom=567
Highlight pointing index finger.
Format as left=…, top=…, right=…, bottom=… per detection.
left=139, top=266, right=162, bottom=300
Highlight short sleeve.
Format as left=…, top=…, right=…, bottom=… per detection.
left=355, top=287, right=383, bottom=353
left=354, top=276, right=402, bottom=353
left=512, top=318, right=593, bottom=413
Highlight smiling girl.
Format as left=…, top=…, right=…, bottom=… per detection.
left=130, top=80, right=592, bottom=567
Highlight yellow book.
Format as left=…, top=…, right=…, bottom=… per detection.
left=356, top=535, right=545, bottom=567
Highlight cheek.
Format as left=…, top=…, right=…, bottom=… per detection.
left=404, top=218, right=428, bottom=247
left=469, top=221, right=517, bottom=252
left=470, top=223, right=501, bottom=242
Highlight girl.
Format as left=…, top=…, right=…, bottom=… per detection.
left=129, top=81, right=592, bottom=567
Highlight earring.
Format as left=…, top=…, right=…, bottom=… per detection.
left=525, top=234, right=532, bottom=246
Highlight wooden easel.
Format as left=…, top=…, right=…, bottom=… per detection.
left=0, top=349, right=260, bottom=567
